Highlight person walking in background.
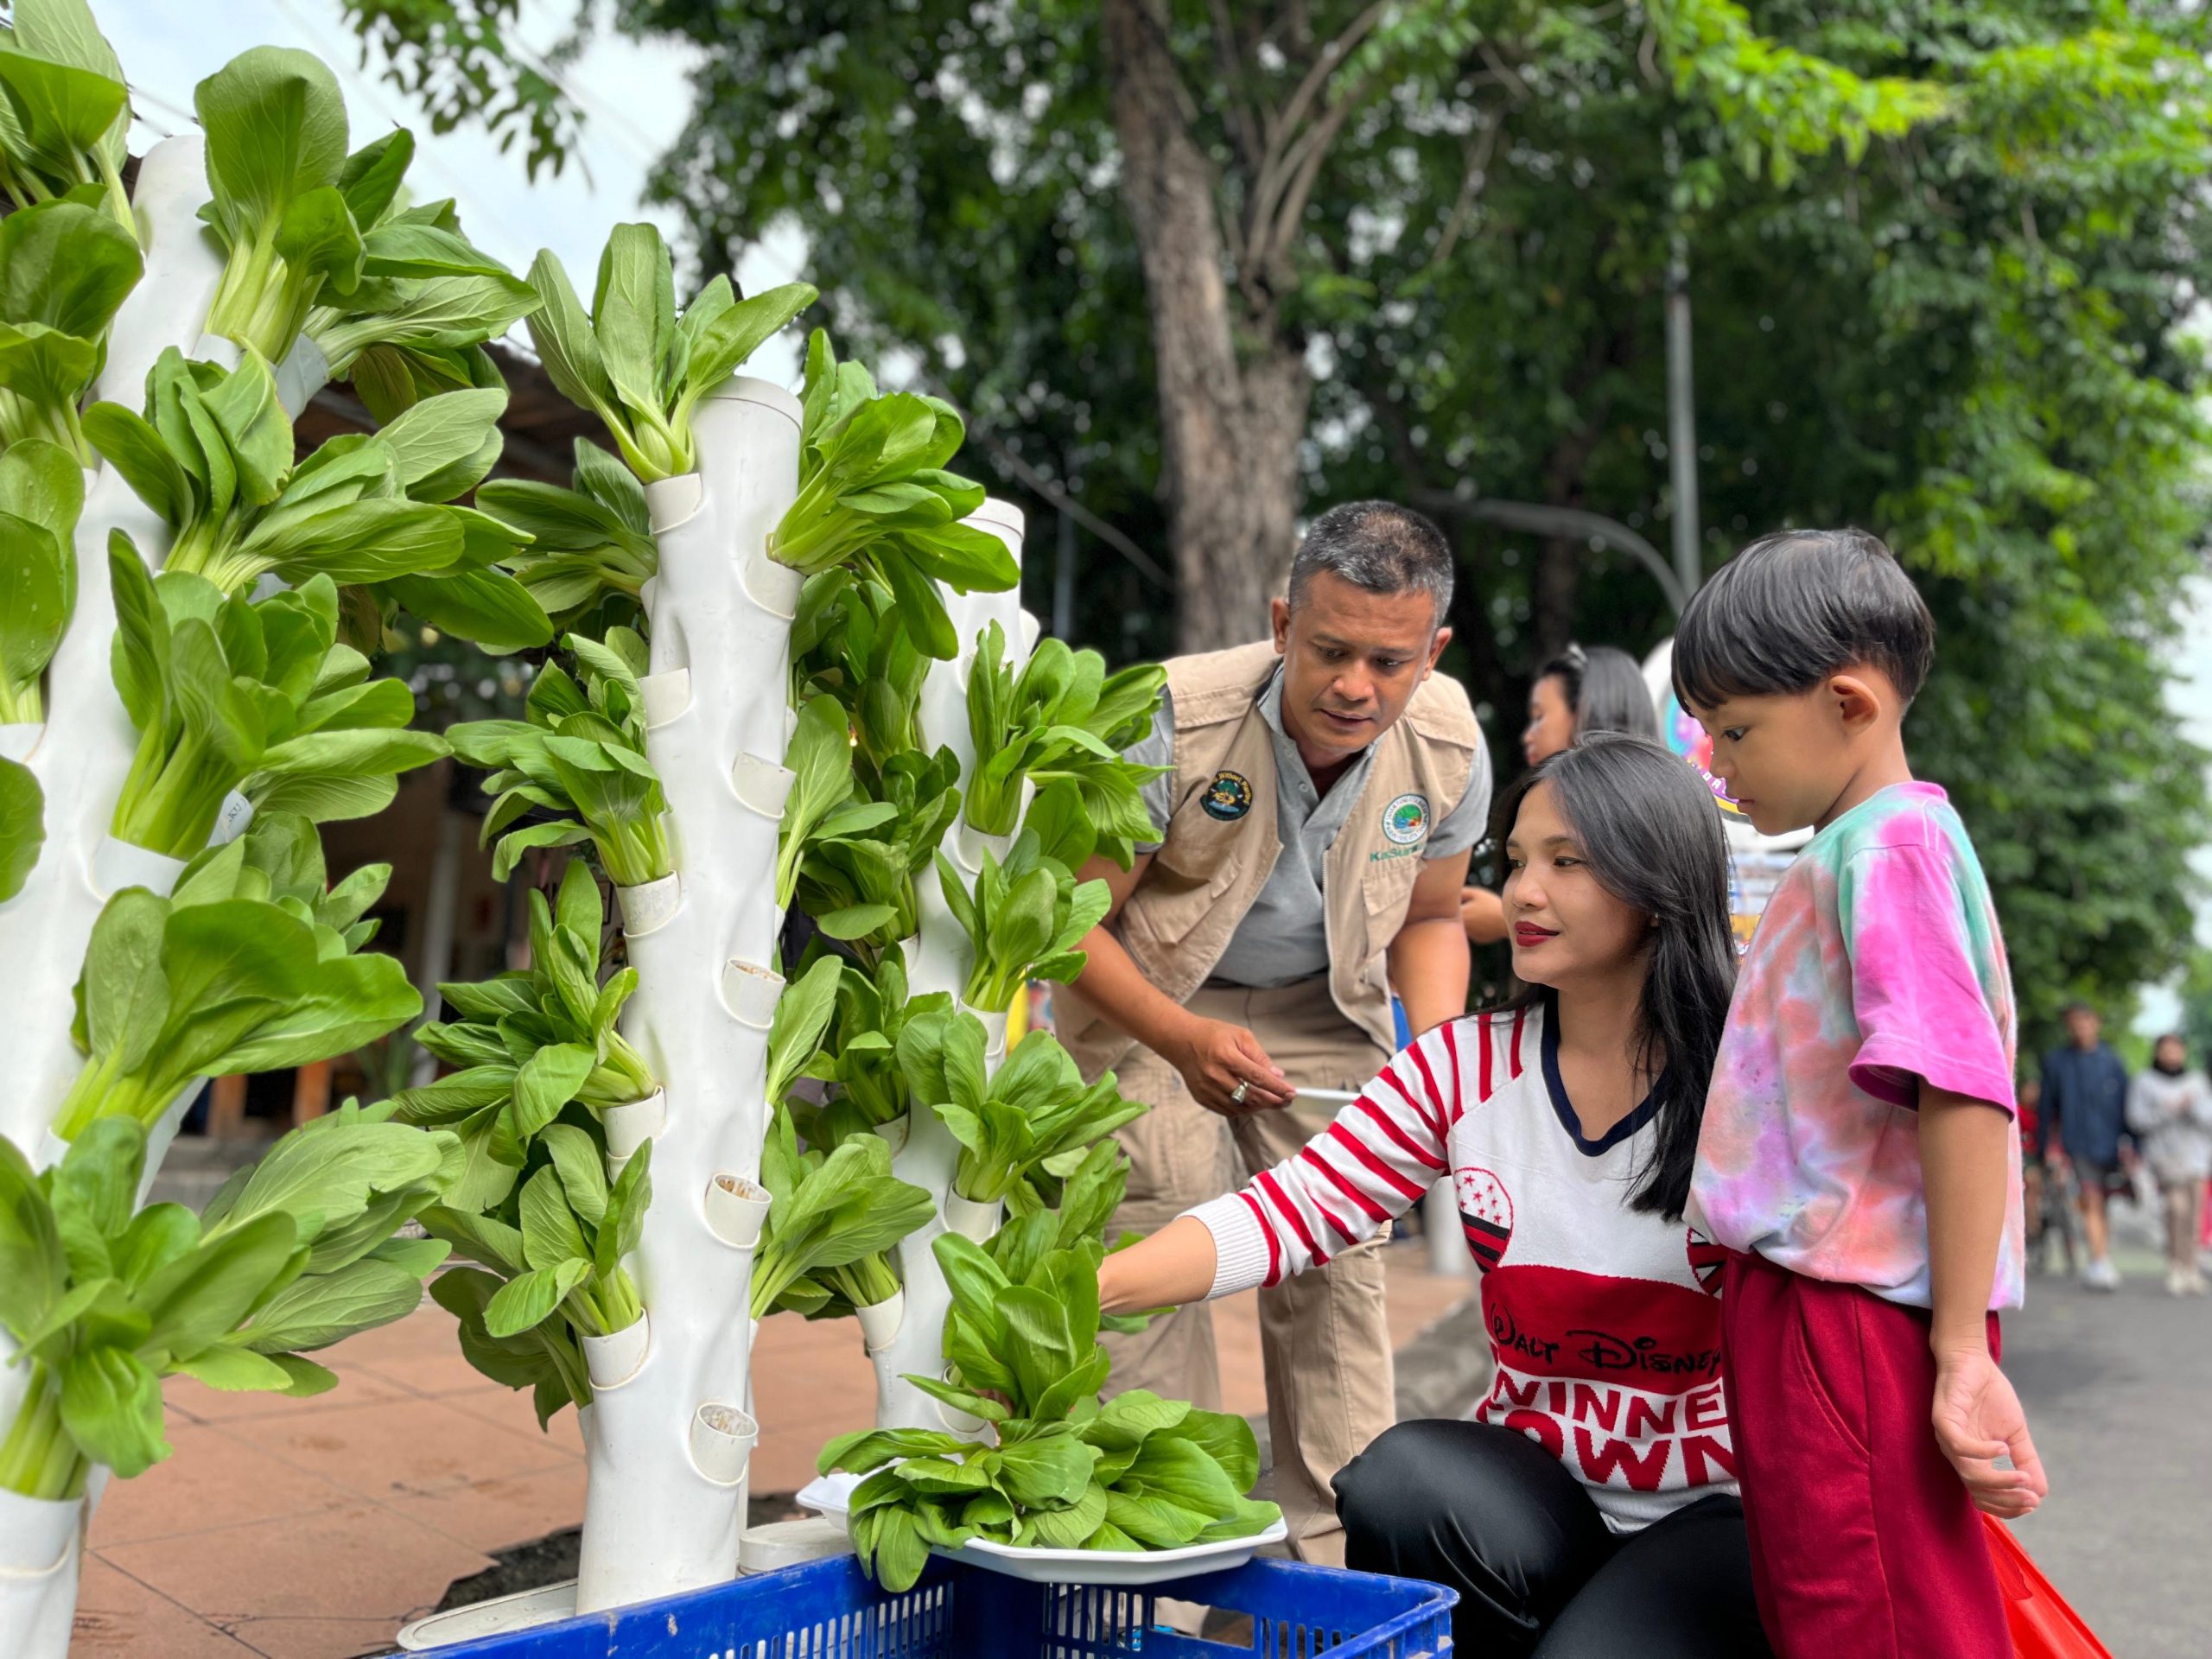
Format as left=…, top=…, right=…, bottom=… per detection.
left=1056, top=501, right=1486, bottom=1565
left=1464, top=644, right=1659, bottom=944
left=2040, top=1002, right=2133, bottom=1291
left=2126, top=1033, right=2212, bottom=1296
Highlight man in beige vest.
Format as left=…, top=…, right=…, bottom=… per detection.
left=1056, top=501, right=1486, bottom=1564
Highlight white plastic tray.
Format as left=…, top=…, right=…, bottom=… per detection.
left=944, top=1517, right=1288, bottom=1586
left=801, top=1470, right=1287, bottom=1586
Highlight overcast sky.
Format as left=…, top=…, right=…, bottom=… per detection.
left=100, top=0, right=805, bottom=384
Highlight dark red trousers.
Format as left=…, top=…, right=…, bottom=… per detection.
left=1720, top=1250, right=2010, bottom=1659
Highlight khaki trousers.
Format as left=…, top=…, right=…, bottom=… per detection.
left=1101, top=976, right=1394, bottom=1566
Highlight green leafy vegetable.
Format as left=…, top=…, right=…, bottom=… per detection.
left=475, top=439, right=657, bottom=632
left=0, top=436, right=81, bottom=721
left=194, top=48, right=365, bottom=362
left=0, top=1106, right=454, bottom=1498
left=964, top=623, right=1167, bottom=864
left=0, top=196, right=141, bottom=461
left=0, top=0, right=133, bottom=231
left=749, top=1105, right=933, bottom=1323
left=396, top=859, right=661, bottom=1179
left=898, top=1018, right=1145, bottom=1212
left=301, top=149, right=540, bottom=398
left=0, top=755, right=43, bottom=903
left=767, top=329, right=1018, bottom=658
left=783, top=945, right=953, bottom=1148
left=790, top=566, right=930, bottom=767
left=934, top=830, right=1112, bottom=1014
left=85, top=351, right=551, bottom=655
left=525, top=222, right=816, bottom=482
left=447, top=626, right=673, bottom=886
left=793, top=746, right=960, bottom=953
left=52, top=811, right=423, bottom=1139
left=819, top=1221, right=1274, bottom=1591
left=775, top=692, right=855, bottom=912
left=103, top=548, right=448, bottom=857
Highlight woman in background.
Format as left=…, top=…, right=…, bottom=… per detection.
left=1465, top=645, right=1660, bottom=944
left=2127, top=1033, right=2212, bottom=1296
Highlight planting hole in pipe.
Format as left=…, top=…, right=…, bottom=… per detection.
left=209, top=791, right=255, bottom=846
left=959, top=1006, right=1011, bottom=1065
left=873, top=1113, right=911, bottom=1158
left=942, top=1192, right=1004, bottom=1244
left=640, top=668, right=692, bottom=728
left=731, top=753, right=797, bottom=819
left=602, top=1090, right=667, bottom=1166
left=741, top=544, right=804, bottom=619
left=0, top=1487, right=82, bottom=1576
left=582, top=1316, right=650, bottom=1390
left=89, top=837, right=186, bottom=901
left=938, top=1367, right=991, bottom=1436
left=855, top=1288, right=906, bottom=1354
left=0, top=723, right=39, bottom=763
left=690, top=1403, right=758, bottom=1485
left=705, top=1173, right=771, bottom=1249
left=615, top=873, right=683, bottom=938
left=954, top=778, right=1038, bottom=874
left=644, top=473, right=705, bottom=536
left=721, top=960, right=784, bottom=1030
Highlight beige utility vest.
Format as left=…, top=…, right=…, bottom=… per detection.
left=1058, top=640, right=1483, bottom=1081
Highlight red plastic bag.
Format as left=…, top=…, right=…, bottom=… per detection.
left=1981, top=1513, right=2113, bottom=1659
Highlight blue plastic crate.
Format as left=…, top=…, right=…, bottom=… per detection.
left=390, top=1554, right=1454, bottom=1658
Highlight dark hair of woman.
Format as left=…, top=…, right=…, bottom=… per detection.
left=1535, top=644, right=1660, bottom=745
left=1491, top=733, right=1737, bottom=1219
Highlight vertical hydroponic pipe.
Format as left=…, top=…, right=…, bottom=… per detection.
left=0, top=131, right=233, bottom=1659
left=572, top=377, right=800, bottom=1613
left=868, top=499, right=1032, bottom=1435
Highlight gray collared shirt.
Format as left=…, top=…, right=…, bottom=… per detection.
left=1124, top=666, right=1489, bottom=988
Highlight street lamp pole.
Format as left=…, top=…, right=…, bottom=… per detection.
left=1665, top=232, right=1701, bottom=600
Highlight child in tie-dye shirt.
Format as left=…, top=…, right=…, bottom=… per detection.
left=1671, top=529, right=2044, bottom=1659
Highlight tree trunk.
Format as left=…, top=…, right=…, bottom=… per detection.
left=1102, top=0, right=1311, bottom=654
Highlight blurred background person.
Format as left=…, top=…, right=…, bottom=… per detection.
left=2040, top=1001, right=2134, bottom=1290
left=1465, top=644, right=1660, bottom=944
left=2127, top=1033, right=2212, bottom=1296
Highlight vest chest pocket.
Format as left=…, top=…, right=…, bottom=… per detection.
left=1123, top=841, right=1249, bottom=954
left=1359, top=840, right=1426, bottom=932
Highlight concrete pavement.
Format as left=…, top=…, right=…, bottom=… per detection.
left=2006, top=1243, right=2212, bottom=1659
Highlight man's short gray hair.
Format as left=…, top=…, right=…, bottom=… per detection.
left=1287, top=500, right=1455, bottom=624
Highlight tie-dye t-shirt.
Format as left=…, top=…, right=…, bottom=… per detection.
left=1691, top=781, right=2024, bottom=1310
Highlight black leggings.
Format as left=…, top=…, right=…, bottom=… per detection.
left=1334, top=1419, right=1773, bottom=1657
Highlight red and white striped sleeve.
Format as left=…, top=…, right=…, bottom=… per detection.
left=1183, top=1019, right=1465, bottom=1297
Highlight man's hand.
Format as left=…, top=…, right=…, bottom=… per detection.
left=1931, top=1346, right=2048, bottom=1519
left=1170, top=1019, right=1294, bottom=1116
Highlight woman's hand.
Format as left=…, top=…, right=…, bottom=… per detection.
left=1169, top=1018, right=1294, bottom=1116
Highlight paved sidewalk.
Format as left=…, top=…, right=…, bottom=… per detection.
left=74, top=1244, right=1475, bottom=1657
left=2005, top=1246, right=2212, bottom=1659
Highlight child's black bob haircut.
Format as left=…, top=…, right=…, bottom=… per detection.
left=1671, top=527, right=1935, bottom=713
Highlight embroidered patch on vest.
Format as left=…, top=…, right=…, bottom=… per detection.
left=1382, top=791, right=1430, bottom=845
left=1201, top=770, right=1254, bottom=821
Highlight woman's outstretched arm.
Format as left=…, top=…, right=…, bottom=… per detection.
left=1098, top=1217, right=1218, bottom=1314
left=1100, top=1022, right=1465, bottom=1315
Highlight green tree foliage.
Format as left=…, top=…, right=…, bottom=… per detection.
left=345, top=0, right=2212, bottom=1044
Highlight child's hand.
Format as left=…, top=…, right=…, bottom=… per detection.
left=1931, top=1347, right=2049, bottom=1518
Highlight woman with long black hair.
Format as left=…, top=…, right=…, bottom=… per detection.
left=1100, top=734, right=1770, bottom=1656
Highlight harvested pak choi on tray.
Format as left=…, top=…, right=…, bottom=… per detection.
left=818, top=1225, right=1280, bottom=1592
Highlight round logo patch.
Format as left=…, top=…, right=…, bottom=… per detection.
left=1201, top=770, right=1254, bottom=822
left=1382, top=792, right=1430, bottom=846
left=1453, top=1166, right=1515, bottom=1274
